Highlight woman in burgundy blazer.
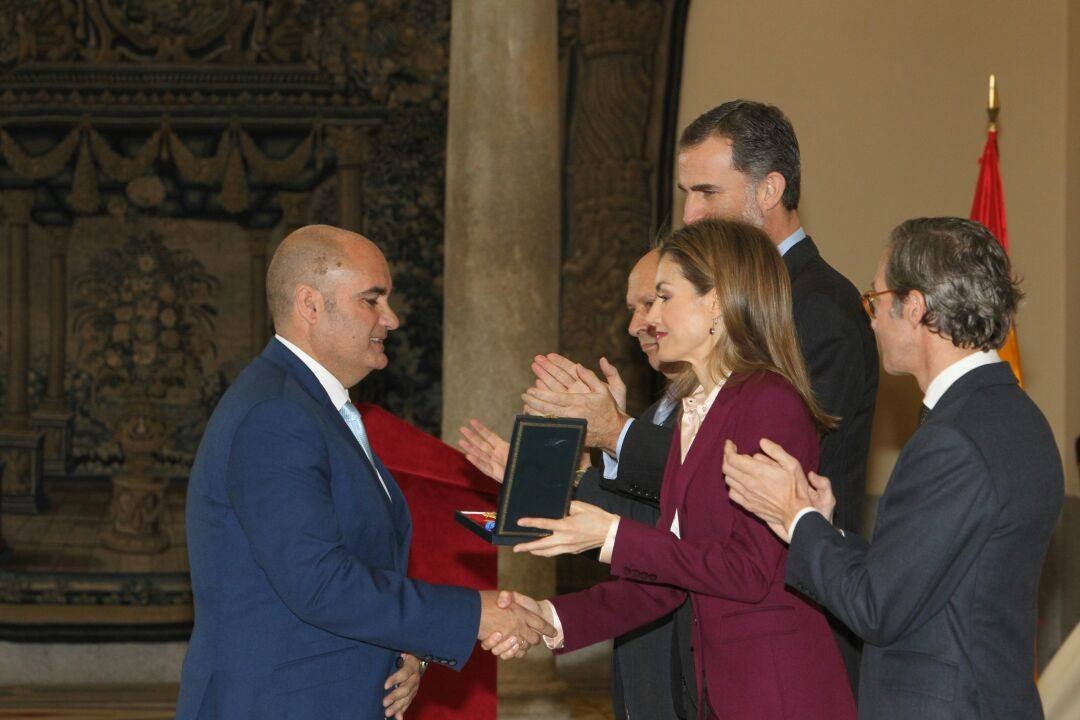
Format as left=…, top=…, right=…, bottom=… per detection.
left=514, top=219, right=855, bottom=719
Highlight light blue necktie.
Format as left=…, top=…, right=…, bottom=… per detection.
left=339, top=401, right=374, bottom=461
left=340, top=401, right=390, bottom=500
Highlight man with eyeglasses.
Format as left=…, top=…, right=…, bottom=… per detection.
left=723, top=217, right=1063, bottom=719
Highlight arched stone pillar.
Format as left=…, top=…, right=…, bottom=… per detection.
left=32, top=226, right=75, bottom=480
left=442, top=0, right=563, bottom=698
left=247, top=228, right=272, bottom=357
left=327, top=126, right=370, bottom=234
left=0, top=190, right=46, bottom=513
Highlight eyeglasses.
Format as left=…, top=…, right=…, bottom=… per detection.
left=861, top=289, right=897, bottom=320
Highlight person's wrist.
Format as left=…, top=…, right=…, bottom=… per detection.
left=599, top=412, right=629, bottom=454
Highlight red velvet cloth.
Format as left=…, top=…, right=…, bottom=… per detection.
left=359, top=404, right=497, bottom=720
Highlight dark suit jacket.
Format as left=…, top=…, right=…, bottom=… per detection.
left=784, top=237, right=878, bottom=534
left=177, top=340, right=479, bottom=720
left=787, top=362, right=1063, bottom=720
left=553, top=372, right=856, bottom=719
left=574, top=398, right=681, bottom=720
left=602, top=402, right=676, bottom=505
left=606, top=238, right=877, bottom=536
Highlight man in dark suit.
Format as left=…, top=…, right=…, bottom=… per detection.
left=724, top=217, right=1064, bottom=719
left=177, top=225, right=555, bottom=720
left=672, top=99, right=877, bottom=685
left=462, top=248, right=689, bottom=720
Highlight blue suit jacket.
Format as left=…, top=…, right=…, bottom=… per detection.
left=177, top=339, right=480, bottom=719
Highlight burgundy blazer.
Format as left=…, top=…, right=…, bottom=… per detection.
left=551, top=371, right=856, bottom=719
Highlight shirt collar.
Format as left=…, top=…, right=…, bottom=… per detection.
left=654, top=394, right=678, bottom=425
left=776, top=227, right=807, bottom=257
left=923, top=349, right=1002, bottom=409
left=681, top=382, right=724, bottom=423
left=275, top=334, right=352, bottom=411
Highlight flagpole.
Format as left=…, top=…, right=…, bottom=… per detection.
left=987, top=74, right=999, bottom=132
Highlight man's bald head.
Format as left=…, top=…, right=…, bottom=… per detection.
left=266, top=224, right=379, bottom=327
left=266, top=224, right=398, bottom=387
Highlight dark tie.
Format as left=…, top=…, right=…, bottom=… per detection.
left=919, top=404, right=931, bottom=426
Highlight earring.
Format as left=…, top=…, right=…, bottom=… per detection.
left=709, top=317, right=720, bottom=335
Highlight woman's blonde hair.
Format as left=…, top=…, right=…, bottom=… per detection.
left=659, top=218, right=837, bottom=432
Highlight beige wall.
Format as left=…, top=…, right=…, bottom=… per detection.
left=678, top=0, right=1078, bottom=495
left=1067, top=1, right=1080, bottom=493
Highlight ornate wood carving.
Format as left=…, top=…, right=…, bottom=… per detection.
left=558, top=0, right=684, bottom=416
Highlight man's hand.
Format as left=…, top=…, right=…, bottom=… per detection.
left=513, top=501, right=618, bottom=557
left=477, top=589, right=557, bottom=660
left=522, top=364, right=630, bottom=453
left=484, top=591, right=556, bottom=657
left=805, top=468, right=836, bottom=525
left=597, top=357, right=628, bottom=413
left=531, top=354, right=628, bottom=413
left=723, top=439, right=830, bottom=543
left=382, top=653, right=421, bottom=719
left=457, top=419, right=509, bottom=482
left=532, top=353, right=590, bottom=394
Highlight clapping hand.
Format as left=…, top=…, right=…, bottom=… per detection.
left=522, top=355, right=630, bottom=453
left=457, top=419, right=509, bottom=483
left=382, top=653, right=421, bottom=719
left=477, top=590, right=558, bottom=660
left=722, top=439, right=836, bottom=543
left=532, top=354, right=628, bottom=413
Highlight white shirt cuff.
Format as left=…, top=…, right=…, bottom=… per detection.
left=541, top=600, right=565, bottom=649
left=597, top=517, right=620, bottom=564
left=601, top=451, right=619, bottom=480
left=614, top=418, right=633, bottom=457
left=787, top=507, right=820, bottom=542
left=601, top=418, right=634, bottom=479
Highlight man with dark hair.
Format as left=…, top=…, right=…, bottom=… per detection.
left=724, top=216, right=1064, bottom=719
left=660, top=98, right=876, bottom=690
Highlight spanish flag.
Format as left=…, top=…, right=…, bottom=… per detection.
left=970, top=75, right=1023, bottom=386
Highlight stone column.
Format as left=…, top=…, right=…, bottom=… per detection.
left=0, top=190, right=46, bottom=513
left=327, top=126, right=368, bottom=233
left=442, top=0, right=562, bottom=697
left=2, top=191, right=33, bottom=432
left=247, top=228, right=272, bottom=357
left=32, top=226, right=75, bottom=479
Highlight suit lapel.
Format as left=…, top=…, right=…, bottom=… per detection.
left=261, top=339, right=394, bottom=508
left=673, top=378, right=744, bottom=510
left=781, top=236, right=820, bottom=282
left=923, top=362, right=1016, bottom=424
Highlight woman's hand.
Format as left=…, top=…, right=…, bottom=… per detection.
left=458, top=419, right=509, bottom=482
left=513, top=501, right=618, bottom=557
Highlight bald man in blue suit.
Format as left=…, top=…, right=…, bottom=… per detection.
left=177, top=225, right=555, bottom=720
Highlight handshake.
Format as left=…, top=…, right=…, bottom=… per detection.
left=476, top=589, right=556, bottom=659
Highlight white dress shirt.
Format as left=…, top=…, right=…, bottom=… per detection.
left=275, top=335, right=391, bottom=499
left=786, top=349, right=1003, bottom=540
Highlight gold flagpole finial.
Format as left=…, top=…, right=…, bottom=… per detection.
left=987, top=74, right=1000, bottom=131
